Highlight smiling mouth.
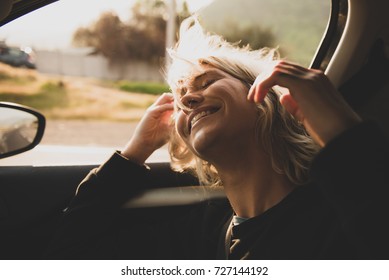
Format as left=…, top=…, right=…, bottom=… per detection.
left=189, top=107, right=219, bottom=133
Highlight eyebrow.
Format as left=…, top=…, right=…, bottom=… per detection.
left=187, top=70, right=223, bottom=91
left=193, top=70, right=221, bottom=83
left=192, top=72, right=208, bottom=83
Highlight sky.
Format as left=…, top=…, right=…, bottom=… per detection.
left=0, top=0, right=213, bottom=50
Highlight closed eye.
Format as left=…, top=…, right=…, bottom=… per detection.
left=201, top=79, right=216, bottom=89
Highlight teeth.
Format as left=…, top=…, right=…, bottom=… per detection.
left=191, top=110, right=213, bottom=127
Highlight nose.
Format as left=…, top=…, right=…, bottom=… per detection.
left=181, top=91, right=205, bottom=110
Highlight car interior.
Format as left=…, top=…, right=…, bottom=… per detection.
left=0, top=0, right=389, bottom=259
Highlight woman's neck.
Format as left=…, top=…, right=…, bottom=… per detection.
left=212, top=145, right=296, bottom=218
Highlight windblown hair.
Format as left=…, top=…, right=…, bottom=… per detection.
left=166, top=17, right=319, bottom=186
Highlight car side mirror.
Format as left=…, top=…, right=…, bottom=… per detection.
left=0, top=102, right=45, bottom=159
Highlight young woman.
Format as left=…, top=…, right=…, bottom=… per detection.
left=47, top=18, right=389, bottom=259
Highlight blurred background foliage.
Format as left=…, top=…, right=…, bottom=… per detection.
left=72, top=0, right=190, bottom=64
left=0, top=0, right=330, bottom=121
left=72, top=0, right=330, bottom=67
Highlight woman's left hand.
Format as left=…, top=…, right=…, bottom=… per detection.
left=248, top=61, right=361, bottom=147
left=121, top=93, right=174, bottom=164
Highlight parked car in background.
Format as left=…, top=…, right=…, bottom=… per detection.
left=0, top=43, right=36, bottom=69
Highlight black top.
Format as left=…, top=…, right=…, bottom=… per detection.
left=46, top=121, right=389, bottom=259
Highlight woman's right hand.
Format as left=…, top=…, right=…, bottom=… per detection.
left=121, top=93, right=174, bottom=164
left=247, top=61, right=361, bottom=147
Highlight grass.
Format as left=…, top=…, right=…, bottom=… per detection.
left=120, top=100, right=154, bottom=109
left=0, top=63, right=158, bottom=121
left=117, top=81, right=170, bottom=95
left=0, top=81, right=68, bottom=110
left=0, top=70, right=12, bottom=80
left=0, top=69, right=36, bottom=84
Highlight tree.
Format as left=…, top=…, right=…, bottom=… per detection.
left=126, top=0, right=167, bottom=61
left=72, top=0, right=190, bottom=66
left=72, top=0, right=275, bottom=65
left=73, top=12, right=131, bottom=64
left=207, top=20, right=276, bottom=50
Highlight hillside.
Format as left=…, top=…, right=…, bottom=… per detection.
left=199, top=0, right=331, bottom=65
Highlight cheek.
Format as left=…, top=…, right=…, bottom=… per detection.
left=175, top=111, right=187, bottom=139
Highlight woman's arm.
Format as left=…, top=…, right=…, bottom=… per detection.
left=310, top=121, right=389, bottom=258
left=249, top=62, right=389, bottom=258
left=45, top=93, right=174, bottom=259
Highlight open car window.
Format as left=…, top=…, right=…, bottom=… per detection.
left=0, top=0, right=331, bottom=166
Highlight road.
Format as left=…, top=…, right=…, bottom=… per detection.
left=41, top=119, right=139, bottom=147
left=0, top=119, right=170, bottom=166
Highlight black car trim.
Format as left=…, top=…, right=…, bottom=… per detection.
left=0, top=0, right=58, bottom=27
left=310, top=0, right=348, bottom=71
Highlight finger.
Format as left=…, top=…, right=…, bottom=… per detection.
left=152, top=103, right=174, bottom=114
left=247, top=84, right=257, bottom=101
left=249, top=71, right=284, bottom=103
left=276, top=60, right=310, bottom=73
left=160, top=108, right=174, bottom=124
left=255, top=64, right=311, bottom=104
left=248, top=75, right=270, bottom=103
left=248, top=59, right=314, bottom=100
left=154, top=92, right=174, bottom=106
left=248, top=62, right=291, bottom=103
left=279, top=93, right=301, bottom=121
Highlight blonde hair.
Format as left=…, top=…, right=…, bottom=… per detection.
left=166, top=17, right=319, bottom=186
